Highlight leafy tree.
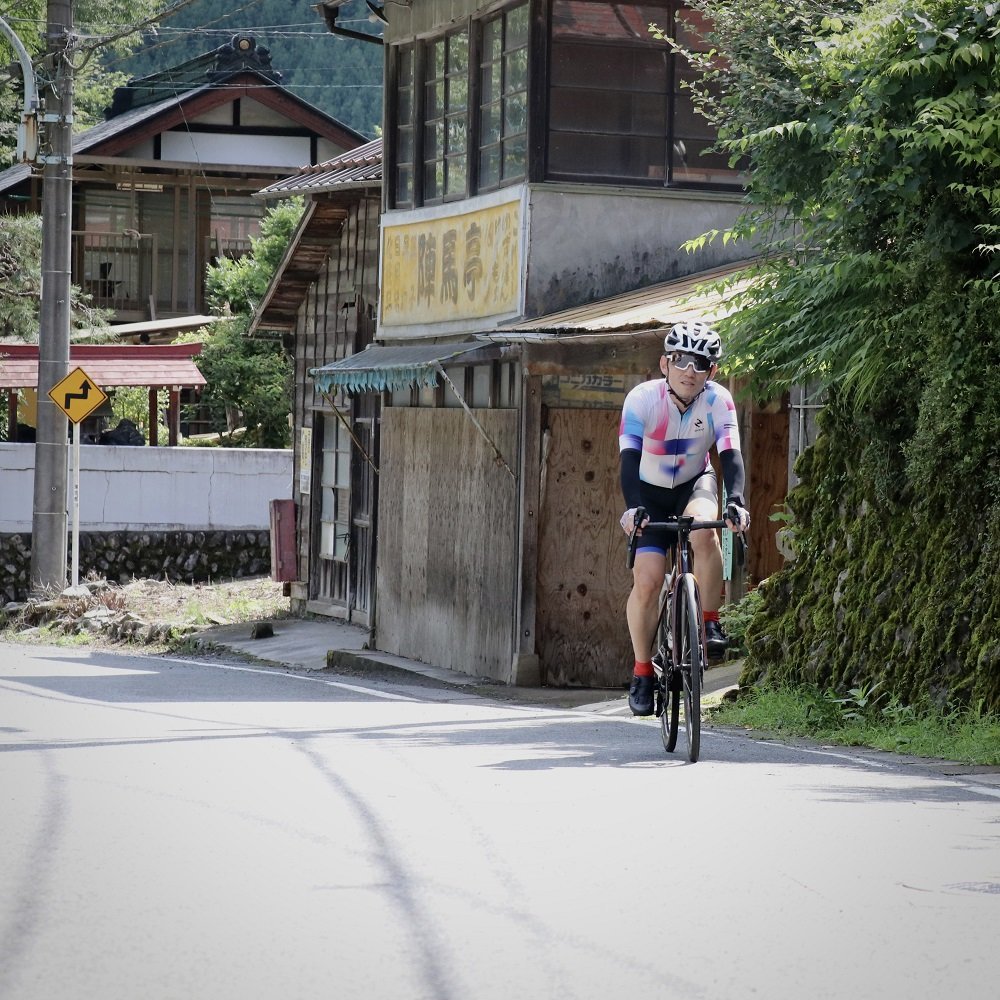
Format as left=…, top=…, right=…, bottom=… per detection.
left=0, top=214, right=112, bottom=340
left=671, top=1, right=1000, bottom=709
left=0, top=1, right=163, bottom=165
left=179, top=198, right=304, bottom=448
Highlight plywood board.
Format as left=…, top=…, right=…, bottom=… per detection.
left=377, top=407, right=518, bottom=680
left=536, top=408, right=633, bottom=688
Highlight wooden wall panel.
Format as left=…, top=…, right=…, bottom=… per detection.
left=536, top=408, right=633, bottom=688
left=377, top=408, right=518, bottom=680
left=748, top=399, right=789, bottom=585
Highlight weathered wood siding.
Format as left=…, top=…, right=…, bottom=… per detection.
left=377, top=407, right=518, bottom=680
left=292, top=196, right=381, bottom=618
left=747, top=397, right=790, bottom=585
left=536, top=408, right=633, bottom=688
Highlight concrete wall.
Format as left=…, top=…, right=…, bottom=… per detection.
left=0, top=444, right=292, bottom=533
left=523, top=183, right=751, bottom=315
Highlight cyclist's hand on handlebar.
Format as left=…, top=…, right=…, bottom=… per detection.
left=620, top=507, right=648, bottom=535
left=725, top=502, right=751, bottom=534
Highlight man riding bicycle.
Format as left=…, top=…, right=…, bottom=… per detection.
left=618, top=320, right=750, bottom=716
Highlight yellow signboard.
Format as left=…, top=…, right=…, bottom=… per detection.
left=48, top=367, right=109, bottom=424
left=381, top=199, right=521, bottom=326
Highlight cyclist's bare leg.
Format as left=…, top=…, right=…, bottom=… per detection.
left=684, top=494, right=723, bottom=614
left=626, top=550, right=667, bottom=661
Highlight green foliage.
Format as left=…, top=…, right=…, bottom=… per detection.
left=111, top=386, right=168, bottom=443
left=0, top=2, right=162, bottom=165
left=671, top=1, right=1000, bottom=711
left=205, top=197, right=304, bottom=313
left=179, top=198, right=302, bottom=448
left=180, top=316, right=292, bottom=448
left=712, top=683, right=1000, bottom=764
left=0, top=214, right=113, bottom=340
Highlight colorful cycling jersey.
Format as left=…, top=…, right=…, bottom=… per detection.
left=618, top=378, right=741, bottom=489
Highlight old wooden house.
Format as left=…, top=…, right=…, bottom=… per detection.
left=0, top=32, right=367, bottom=329
left=296, top=0, right=788, bottom=687
left=251, top=139, right=383, bottom=625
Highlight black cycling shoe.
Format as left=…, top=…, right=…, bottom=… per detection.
left=705, top=619, right=729, bottom=660
left=628, top=673, right=656, bottom=716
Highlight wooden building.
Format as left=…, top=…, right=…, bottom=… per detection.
left=297, top=1, right=789, bottom=687
left=0, top=32, right=367, bottom=328
left=251, top=139, right=382, bottom=625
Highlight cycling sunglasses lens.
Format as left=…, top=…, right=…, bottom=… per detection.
left=670, top=352, right=712, bottom=373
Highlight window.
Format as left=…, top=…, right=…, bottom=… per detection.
left=548, top=1, right=741, bottom=187
left=394, top=45, right=415, bottom=208
left=479, top=4, right=529, bottom=191
left=319, top=412, right=351, bottom=562
left=423, top=31, right=469, bottom=203
left=385, top=0, right=738, bottom=209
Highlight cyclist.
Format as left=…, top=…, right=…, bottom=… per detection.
left=618, top=320, right=750, bottom=716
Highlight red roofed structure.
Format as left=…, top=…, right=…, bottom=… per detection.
left=1, top=343, right=206, bottom=445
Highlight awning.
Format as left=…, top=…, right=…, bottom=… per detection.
left=0, top=343, right=206, bottom=390
left=310, top=343, right=500, bottom=394
left=494, top=258, right=758, bottom=337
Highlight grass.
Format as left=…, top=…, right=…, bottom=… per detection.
left=710, top=683, right=1000, bottom=765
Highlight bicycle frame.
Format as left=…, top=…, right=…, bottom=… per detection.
left=627, top=511, right=728, bottom=761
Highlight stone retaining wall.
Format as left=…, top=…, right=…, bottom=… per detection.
left=1, top=531, right=271, bottom=604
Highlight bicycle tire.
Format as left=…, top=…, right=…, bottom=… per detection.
left=678, top=573, right=704, bottom=762
left=661, top=681, right=680, bottom=752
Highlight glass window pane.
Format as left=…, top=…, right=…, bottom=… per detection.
left=481, top=63, right=498, bottom=105
left=447, top=116, right=467, bottom=153
left=481, top=102, right=501, bottom=144
left=503, top=135, right=527, bottom=179
left=504, top=93, right=527, bottom=136
left=483, top=18, right=500, bottom=56
left=480, top=147, right=500, bottom=188
left=507, top=4, right=529, bottom=47
left=429, top=39, right=444, bottom=76
left=424, top=121, right=442, bottom=160
left=504, top=48, right=528, bottom=94
left=449, top=33, right=468, bottom=72
left=446, top=155, right=466, bottom=196
left=424, top=160, right=444, bottom=200
left=449, top=76, right=468, bottom=111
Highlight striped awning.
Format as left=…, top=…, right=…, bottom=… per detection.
left=310, top=343, right=498, bottom=394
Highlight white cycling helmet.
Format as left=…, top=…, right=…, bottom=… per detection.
left=664, top=320, right=722, bottom=362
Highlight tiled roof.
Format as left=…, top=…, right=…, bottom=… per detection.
left=256, top=138, right=382, bottom=197
left=0, top=343, right=207, bottom=390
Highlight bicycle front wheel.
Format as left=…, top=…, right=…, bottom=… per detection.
left=677, top=573, right=704, bottom=762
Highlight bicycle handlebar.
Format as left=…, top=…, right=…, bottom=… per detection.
left=626, top=507, right=747, bottom=569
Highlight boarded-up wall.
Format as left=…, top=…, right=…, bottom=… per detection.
left=377, top=407, right=519, bottom=680
left=536, top=408, right=633, bottom=688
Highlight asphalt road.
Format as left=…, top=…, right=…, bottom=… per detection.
left=2, top=642, right=998, bottom=1000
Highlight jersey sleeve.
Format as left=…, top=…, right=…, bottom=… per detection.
left=618, top=384, right=647, bottom=453
left=711, top=385, right=741, bottom=454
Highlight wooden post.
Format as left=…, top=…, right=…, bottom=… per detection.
left=147, top=388, right=158, bottom=446
left=512, top=369, right=542, bottom=685
left=7, top=390, right=17, bottom=440
left=167, top=389, right=179, bottom=445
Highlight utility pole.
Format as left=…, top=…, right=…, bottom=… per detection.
left=29, top=0, right=74, bottom=594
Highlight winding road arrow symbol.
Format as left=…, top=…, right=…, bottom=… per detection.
left=64, top=380, right=92, bottom=411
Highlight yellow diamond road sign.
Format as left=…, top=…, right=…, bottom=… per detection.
left=48, top=367, right=109, bottom=424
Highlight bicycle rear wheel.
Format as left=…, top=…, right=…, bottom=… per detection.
left=677, top=574, right=704, bottom=762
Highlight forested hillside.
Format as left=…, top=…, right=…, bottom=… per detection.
left=104, top=0, right=384, bottom=137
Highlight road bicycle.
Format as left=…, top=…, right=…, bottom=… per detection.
left=627, top=509, right=744, bottom=762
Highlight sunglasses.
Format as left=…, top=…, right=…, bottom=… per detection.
left=668, top=352, right=713, bottom=374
